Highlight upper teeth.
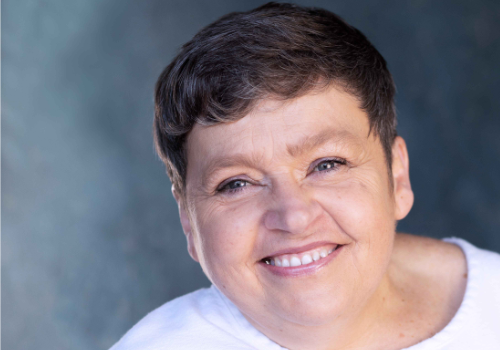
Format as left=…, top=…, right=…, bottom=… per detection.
left=267, top=246, right=337, bottom=267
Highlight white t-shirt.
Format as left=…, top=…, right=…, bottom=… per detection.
left=110, top=238, right=500, bottom=350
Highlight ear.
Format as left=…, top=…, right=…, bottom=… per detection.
left=172, top=185, right=200, bottom=262
left=391, top=136, right=414, bottom=220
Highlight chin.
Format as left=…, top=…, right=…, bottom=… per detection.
left=273, top=288, right=350, bottom=327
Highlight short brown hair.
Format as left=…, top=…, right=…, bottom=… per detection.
left=154, top=2, right=397, bottom=196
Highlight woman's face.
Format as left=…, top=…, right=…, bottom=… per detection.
left=178, top=86, right=412, bottom=330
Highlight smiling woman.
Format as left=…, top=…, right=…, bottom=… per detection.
left=110, top=3, right=500, bottom=350
left=183, top=87, right=407, bottom=330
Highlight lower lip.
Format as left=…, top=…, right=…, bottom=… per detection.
left=259, top=245, right=344, bottom=277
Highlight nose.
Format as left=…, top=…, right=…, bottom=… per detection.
left=263, top=180, right=322, bottom=235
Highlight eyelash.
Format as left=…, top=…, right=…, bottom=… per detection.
left=216, top=157, right=347, bottom=195
left=216, top=178, right=252, bottom=195
left=312, top=157, right=346, bottom=173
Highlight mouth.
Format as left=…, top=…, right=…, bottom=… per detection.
left=259, top=242, right=344, bottom=276
left=261, top=243, right=339, bottom=267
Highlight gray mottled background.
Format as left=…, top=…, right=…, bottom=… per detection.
left=2, top=0, right=499, bottom=349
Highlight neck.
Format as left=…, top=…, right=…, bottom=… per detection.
left=244, top=273, right=404, bottom=350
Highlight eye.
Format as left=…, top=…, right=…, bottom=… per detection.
left=312, top=158, right=346, bottom=173
left=217, top=179, right=251, bottom=194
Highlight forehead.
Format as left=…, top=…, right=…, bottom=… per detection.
left=185, top=86, right=376, bottom=188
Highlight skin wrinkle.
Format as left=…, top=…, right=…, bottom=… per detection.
left=200, top=134, right=365, bottom=195
left=286, top=129, right=358, bottom=158
left=196, top=94, right=369, bottom=195
left=175, top=86, right=466, bottom=350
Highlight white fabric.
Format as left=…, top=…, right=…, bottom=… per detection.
left=110, top=238, right=500, bottom=350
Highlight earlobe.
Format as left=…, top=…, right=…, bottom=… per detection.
left=391, top=137, right=414, bottom=220
left=172, top=186, right=200, bottom=262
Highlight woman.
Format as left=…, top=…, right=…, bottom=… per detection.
left=111, top=3, right=500, bottom=349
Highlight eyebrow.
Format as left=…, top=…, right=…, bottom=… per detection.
left=286, top=129, right=357, bottom=157
left=201, top=154, right=258, bottom=189
left=200, top=128, right=359, bottom=188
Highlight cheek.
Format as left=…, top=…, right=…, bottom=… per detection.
left=314, top=177, right=396, bottom=263
left=319, top=180, right=393, bottom=229
left=194, top=200, right=263, bottom=271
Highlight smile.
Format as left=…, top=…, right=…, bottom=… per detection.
left=262, top=244, right=338, bottom=267
left=259, top=243, right=344, bottom=277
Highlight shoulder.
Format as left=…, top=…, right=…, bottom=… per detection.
left=109, top=287, right=252, bottom=350
left=394, top=233, right=500, bottom=270
left=446, top=236, right=500, bottom=271
left=446, top=237, right=500, bottom=299
left=393, top=233, right=468, bottom=279
left=392, top=236, right=500, bottom=349
left=392, top=234, right=468, bottom=325
left=393, top=234, right=500, bottom=313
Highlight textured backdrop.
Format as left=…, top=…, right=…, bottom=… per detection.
left=2, top=0, right=500, bottom=349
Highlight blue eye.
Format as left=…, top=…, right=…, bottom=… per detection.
left=218, top=179, right=250, bottom=193
left=313, top=158, right=346, bottom=173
